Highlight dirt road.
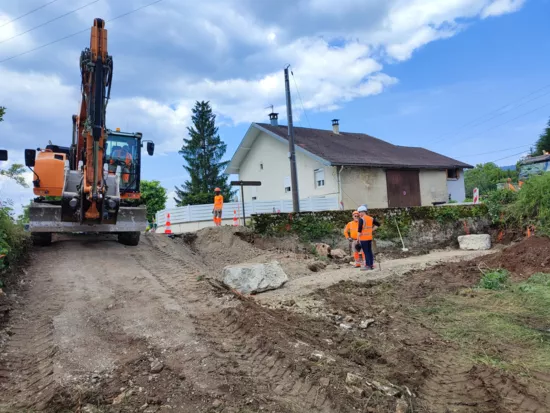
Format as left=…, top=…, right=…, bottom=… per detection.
left=0, top=230, right=547, bottom=412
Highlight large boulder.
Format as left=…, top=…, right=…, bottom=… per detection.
left=315, top=243, right=331, bottom=257
left=458, top=234, right=491, bottom=250
left=221, top=261, right=289, bottom=294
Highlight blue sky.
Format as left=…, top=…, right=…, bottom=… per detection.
left=1, top=0, right=549, bottom=210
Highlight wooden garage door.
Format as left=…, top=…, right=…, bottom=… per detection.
left=386, top=169, right=421, bottom=208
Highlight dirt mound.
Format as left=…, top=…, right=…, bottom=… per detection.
left=482, top=236, right=550, bottom=280
left=181, top=226, right=268, bottom=272
left=397, top=236, right=550, bottom=298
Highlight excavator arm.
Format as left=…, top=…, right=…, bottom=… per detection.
left=76, top=18, right=113, bottom=221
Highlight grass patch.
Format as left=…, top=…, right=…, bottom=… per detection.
left=415, top=273, right=550, bottom=373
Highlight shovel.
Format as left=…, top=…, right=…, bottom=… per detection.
left=395, top=220, right=409, bottom=252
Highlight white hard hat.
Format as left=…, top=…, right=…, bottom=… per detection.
left=357, top=205, right=367, bottom=212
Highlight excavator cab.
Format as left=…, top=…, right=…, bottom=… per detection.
left=105, top=130, right=142, bottom=195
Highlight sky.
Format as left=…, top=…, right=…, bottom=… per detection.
left=1, top=0, right=549, bottom=212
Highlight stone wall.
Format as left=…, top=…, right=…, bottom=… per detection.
left=251, top=204, right=491, bottom=252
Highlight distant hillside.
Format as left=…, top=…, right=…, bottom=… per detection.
left=500, top=165, right=516, bottom=171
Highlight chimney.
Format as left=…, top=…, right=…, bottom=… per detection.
left=269, top=112, right=279, bottom=126
left=332, top=119, right=339, bottom=135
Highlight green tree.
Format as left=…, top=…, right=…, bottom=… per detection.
left=464, top=162, right=518, bottom=197
left=534, top=117, right=550, bottom=156
left=0, top=106, right=5, bottom=122
left=0, top=164, right=28, bottom=188
left=140, top=180, right=167, bottom=223
left=174, top=100, right=232, bottom=205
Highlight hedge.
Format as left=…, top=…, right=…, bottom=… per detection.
left=250, top=204, right=488, bottom=241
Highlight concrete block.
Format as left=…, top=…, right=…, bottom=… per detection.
left=457, top=234, right=491, bottom=250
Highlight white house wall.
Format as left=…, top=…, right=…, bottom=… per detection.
left=340, top=167, right=388, bottom=209
left=419, top=170, right=448, bottom=205
left=447, top=169, right=467, bottom=202
left=238, top=131, right=339, bottom=201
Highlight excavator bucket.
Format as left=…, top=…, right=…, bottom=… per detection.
left=27, top=202, right=148, bottom=233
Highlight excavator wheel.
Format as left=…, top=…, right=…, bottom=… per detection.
left=32, top=233, right=52, bottom=247
left=118, top=232, right=140, bottom=246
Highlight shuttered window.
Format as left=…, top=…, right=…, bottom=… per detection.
left=314, top=168, right=325, bottom=187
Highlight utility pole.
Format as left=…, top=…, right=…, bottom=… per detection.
left=284, top=65, right=300, bottom=212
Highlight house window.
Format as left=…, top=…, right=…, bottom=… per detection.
left=314, top=168, right=325, bottom=187
left=284, top=176, right=291, bottom=193
left=447, top=168, right=459, bottom=180
left=260, top=162, right=263, bottom=170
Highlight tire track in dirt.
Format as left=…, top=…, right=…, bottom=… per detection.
left=208, top=306, right=332, bottom=412
left=0, top=246, right=66, bottom=411
left=137, top=235, right=334, bottom=412
left=418, top=358, right=550, bottom=413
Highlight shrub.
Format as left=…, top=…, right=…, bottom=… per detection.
left=509, top=174, right=550, bottom=235
left=0, top=201, right=29, bottom=274
left=478, top=269, right=510, bottom=290
left=485, top=189, right=518, bottom=227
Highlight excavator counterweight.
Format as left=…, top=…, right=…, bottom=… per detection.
left=24, top=19, right=154, bottom=246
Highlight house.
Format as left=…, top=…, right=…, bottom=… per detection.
left=225, top=114, right=473, bottom=208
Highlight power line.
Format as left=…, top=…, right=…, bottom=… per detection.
left=430, top=89, right=550, bottom=145
left=427, top=83, right=550, bottom=144
left=454, top=143, right=534, bottom=158
left=0, top=0, right=61, bottom=28
left=290, top=68, right=312, bottom=129
left=449, top=101, right=550, bottom=146
left=490, top=150, right=530, bottom=164
left=0, top=0, right=99, bottom=45
left=0, top=0, right=164, bottom=64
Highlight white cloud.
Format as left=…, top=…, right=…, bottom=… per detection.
left=0, top=12, right=36, bottom=60
left=481, top=0, right=526, bottom=18
left=0, top=0, right=528, bottom=155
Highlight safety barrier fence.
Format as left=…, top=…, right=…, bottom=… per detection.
left=155, top=196, right=340, bottom=227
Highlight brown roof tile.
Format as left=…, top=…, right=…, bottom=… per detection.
left=256, top=123, right=473, bottom=169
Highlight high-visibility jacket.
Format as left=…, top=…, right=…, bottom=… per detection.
left=343, top=220, right=359, bottom=239
left=214, top=195, right=224, bottom=210
left=358, top=215, right=374, bottom=241
left=109, top=150, right=132, bottom=182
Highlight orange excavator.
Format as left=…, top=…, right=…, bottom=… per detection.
left=24, top=18, right=154, bottom=246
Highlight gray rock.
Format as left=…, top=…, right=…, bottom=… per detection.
left=319, top=377, right=330, bottom=387
left=309, top=351, right=324, bottom=362
left=221, top=261, right=289, bottom=294
left=339, top=323, right=352, bottom=330
left=458, top=234, right=491, bottom=250
left=330, top=248, right=346, bottom=259
left=359, top=319, right=375, bottom=329
left=345, top=372, right=363, bottom=385
left=150, top=360, right=164, bottom=374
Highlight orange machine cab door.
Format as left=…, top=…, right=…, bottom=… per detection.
left=33, top=151, right=66, bottom=197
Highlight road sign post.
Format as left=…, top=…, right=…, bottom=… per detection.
left=230, top=181, right=261, bottom=226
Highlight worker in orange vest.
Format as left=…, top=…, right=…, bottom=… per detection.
left=212, top=187, right=223, bottom=226
left=109, top=145, right=133, bottom=183
left=356, top=205, right=381, bottom=271
left=343, top=211, right=363, bottom=267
